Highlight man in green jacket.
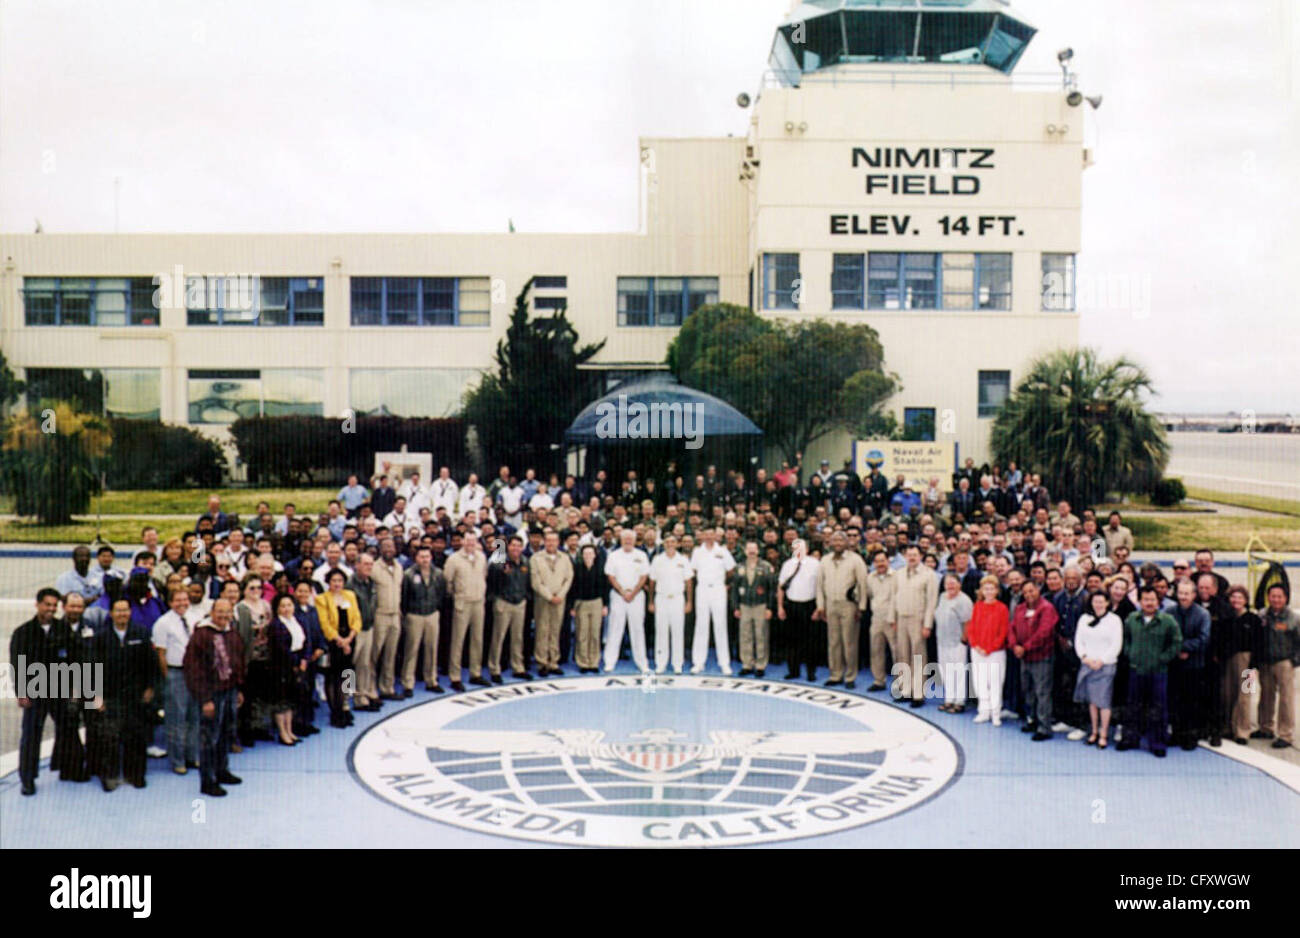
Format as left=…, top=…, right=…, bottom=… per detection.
left=1118, top=585, right=1183, bottom=757
left=730, top=541, right=776, bottom=677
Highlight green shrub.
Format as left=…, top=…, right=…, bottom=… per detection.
left=1149, top=477, right=1187, bottom=507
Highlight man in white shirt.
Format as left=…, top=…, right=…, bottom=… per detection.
left=400, top=472, right=431, bottom=515
left=152, top=588, right=200, bottom=775
left=648, top=534, right=694, bottom=674
left=459, top=472, right=488, bottom=519
left=497, top=476, right=525, bottom=528
left=603, top=529, right=651, bottom=673
left=690, top=527, right=736, bottom=675
left=777, top=539, right=821, bottom=680
left=529, top=482, right=555, bottom=514
left=382, top=496, right=412, bottom=536
left=313, top=541, right=353, bottom=588
left=430, top=467, right=459, bottom=518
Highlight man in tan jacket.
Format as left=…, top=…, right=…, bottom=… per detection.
left=371, top=537, right=405, bottom=700
left=893, top=545, right=938, bottom=707
left=444, top=531, right=488, bottom=692
left=864, top=550, right=897, bottom=692
left=530, top=530, right=574, bottom=676
left=814, top=531, right=868, bottom=688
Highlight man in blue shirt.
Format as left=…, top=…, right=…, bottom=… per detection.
left=338, top=474, right=369, bottom=518
left=55, top=545, right=104, bottom=602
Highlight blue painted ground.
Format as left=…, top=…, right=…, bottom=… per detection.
left=2, top=660, right=1297, bottom=849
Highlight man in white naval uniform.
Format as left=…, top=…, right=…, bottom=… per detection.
left=648, top=534, right=694, bottom=674
left=458, top=472, right=488, bottom=521
left=399, top=472, right=431, bottom=516
left=603, top=529, right=651, bottom=673
left=691, top=527, right=735, bottom=674
left=430, top=467, right=460, bottom=519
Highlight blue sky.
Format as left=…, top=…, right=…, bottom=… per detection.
left=1, top=0, right=1296, bottom=412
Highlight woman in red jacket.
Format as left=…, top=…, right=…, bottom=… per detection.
left=967, top=575, right=1010, bottom=726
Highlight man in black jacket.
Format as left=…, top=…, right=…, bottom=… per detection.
left=86, top=598, right=158, bottom=791
left=10, top=588, right=90, bottom=795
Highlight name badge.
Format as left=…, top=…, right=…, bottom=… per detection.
left=128, top=639, right=143, bottom=645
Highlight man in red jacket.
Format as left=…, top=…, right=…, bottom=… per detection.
left=182, top=598, right=246, bottom=797
left=1009, top=581, right=1059, bottom=740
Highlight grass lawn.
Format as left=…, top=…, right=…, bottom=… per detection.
left=1185, top=487, right=1300, bottom=519
left=2, top=487, right=339, bottom=518
left=1127, top=516, right=1300, bottom=552
left=0, top=519, right=160, bottom=546
left=1095, top=496, right=1211, bottom=514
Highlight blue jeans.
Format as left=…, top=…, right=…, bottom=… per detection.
left=199, top=686, right=237, bottom=786
left=164, top=669, right=200, bottom=769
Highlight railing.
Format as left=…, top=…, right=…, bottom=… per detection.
left=761, top=65, right=1065, bottom=91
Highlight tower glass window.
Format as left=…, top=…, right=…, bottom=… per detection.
left=1042, top=254, right=1077, bottom=311
left=832, top=254, right=865, bottom=309
left=978, top=370, right=1011, bottom=418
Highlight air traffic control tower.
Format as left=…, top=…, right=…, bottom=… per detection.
left=744, top=0, right=1094, bottom=460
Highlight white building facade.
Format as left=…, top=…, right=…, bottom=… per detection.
left=0, top=0, right=1088, bottom=471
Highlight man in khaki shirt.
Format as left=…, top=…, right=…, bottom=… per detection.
left=814, top=531, right=868, bottom=688
left=371, top=538, right=404, bottom=699
left=893, top=545, right=939, bottom=706
left=444, top=531, right=488, bottom=691
left=530, top=530, right=574, bottom=676
left=864, top=550, right=897, bottom=692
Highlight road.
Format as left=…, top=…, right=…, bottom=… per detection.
left=1167, top=431, right=1300, bottom=501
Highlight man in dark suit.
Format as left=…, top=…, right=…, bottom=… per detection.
left=195, top=494, right=231, bottom=534
left=950, top=478, right=977, bottom=521
left=87, top=597, right=158, bottom=791
left=10, top=588, right=90, bottom=795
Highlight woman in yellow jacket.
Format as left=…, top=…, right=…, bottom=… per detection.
left=316, top=568, right=360, bottom=728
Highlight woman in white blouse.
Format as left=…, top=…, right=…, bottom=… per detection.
left=1073, top=590, right=1123, bottom=748
left=268, top=594, right=304, bottom=746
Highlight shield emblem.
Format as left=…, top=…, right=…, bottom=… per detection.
left=613, top=742, right=703, bottom=773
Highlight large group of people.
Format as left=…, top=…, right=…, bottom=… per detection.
left=11, top=454, right=1298, bottom=799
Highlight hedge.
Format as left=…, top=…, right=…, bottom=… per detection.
left=105, top=419, right=225, bottom=489
left=230, top=415, right=467, bottom=485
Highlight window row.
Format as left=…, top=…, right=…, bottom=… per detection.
left=617, top=277, right=719, bottom=327
left=761, top=253, right=1077, bottom=312
left=21, top=367, right=475, bottom=425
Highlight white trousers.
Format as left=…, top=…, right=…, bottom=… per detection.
left=938, top=642, right=969, bottom=704
left=692, top=585, right=730, bottom=671
left=604, top=591, right=649, bottom=672
left=971, top=648, right=1006, bottom=717
left=654, top=595, right=686, bottom=673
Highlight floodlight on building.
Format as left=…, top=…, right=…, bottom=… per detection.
left=1057, top=48, right=1074, bottom=64
left=737, top=92, right=752, bottom=108
left=1066, top=90, right=1084, bottom=107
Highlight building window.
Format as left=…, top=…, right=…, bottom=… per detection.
left=187, top=369, right=323, bottom=424
left=831, top=254, right=865, bottom=309
left=533, top=276, right=567, bottom=290
left=903, top=407, right=936, bottom=442
left=24, top=368, right=161, bottom=420
left=534, top=296, right=567, bottom=311
left=869, top=253, right=1010, bottom=310
left=978, top=370, right=1011, bottom=418
left=617, top=276, right=717, bottom=327
left=1042, top=253, right=1076, bottom=311
left=22, top=278, right=158, bottom=327
left=184, top=275, right=324, bottom=326
left=349, top=277, right=491, bottom=326
left=762, top=253, right=800, bottom=309
left=349, top=368, right=476, bottom=418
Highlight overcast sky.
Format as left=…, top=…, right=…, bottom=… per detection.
left=2, top=0, right=1296, bottom=413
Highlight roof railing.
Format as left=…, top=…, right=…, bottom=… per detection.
left=761, top=65, right=1064, bottom=91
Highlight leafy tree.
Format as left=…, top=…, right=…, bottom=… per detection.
left=989, top=347, right=1169, bottom=507
left=0, top=402, right=112, bottom=523
left=462, top=280, right=606, bottom=474
left=667, top=304, right=898, bottom=461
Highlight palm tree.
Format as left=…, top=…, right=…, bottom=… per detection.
left=990, top=348, right=1169, bottom=507
left=1, top=402, right=112, bottom=524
